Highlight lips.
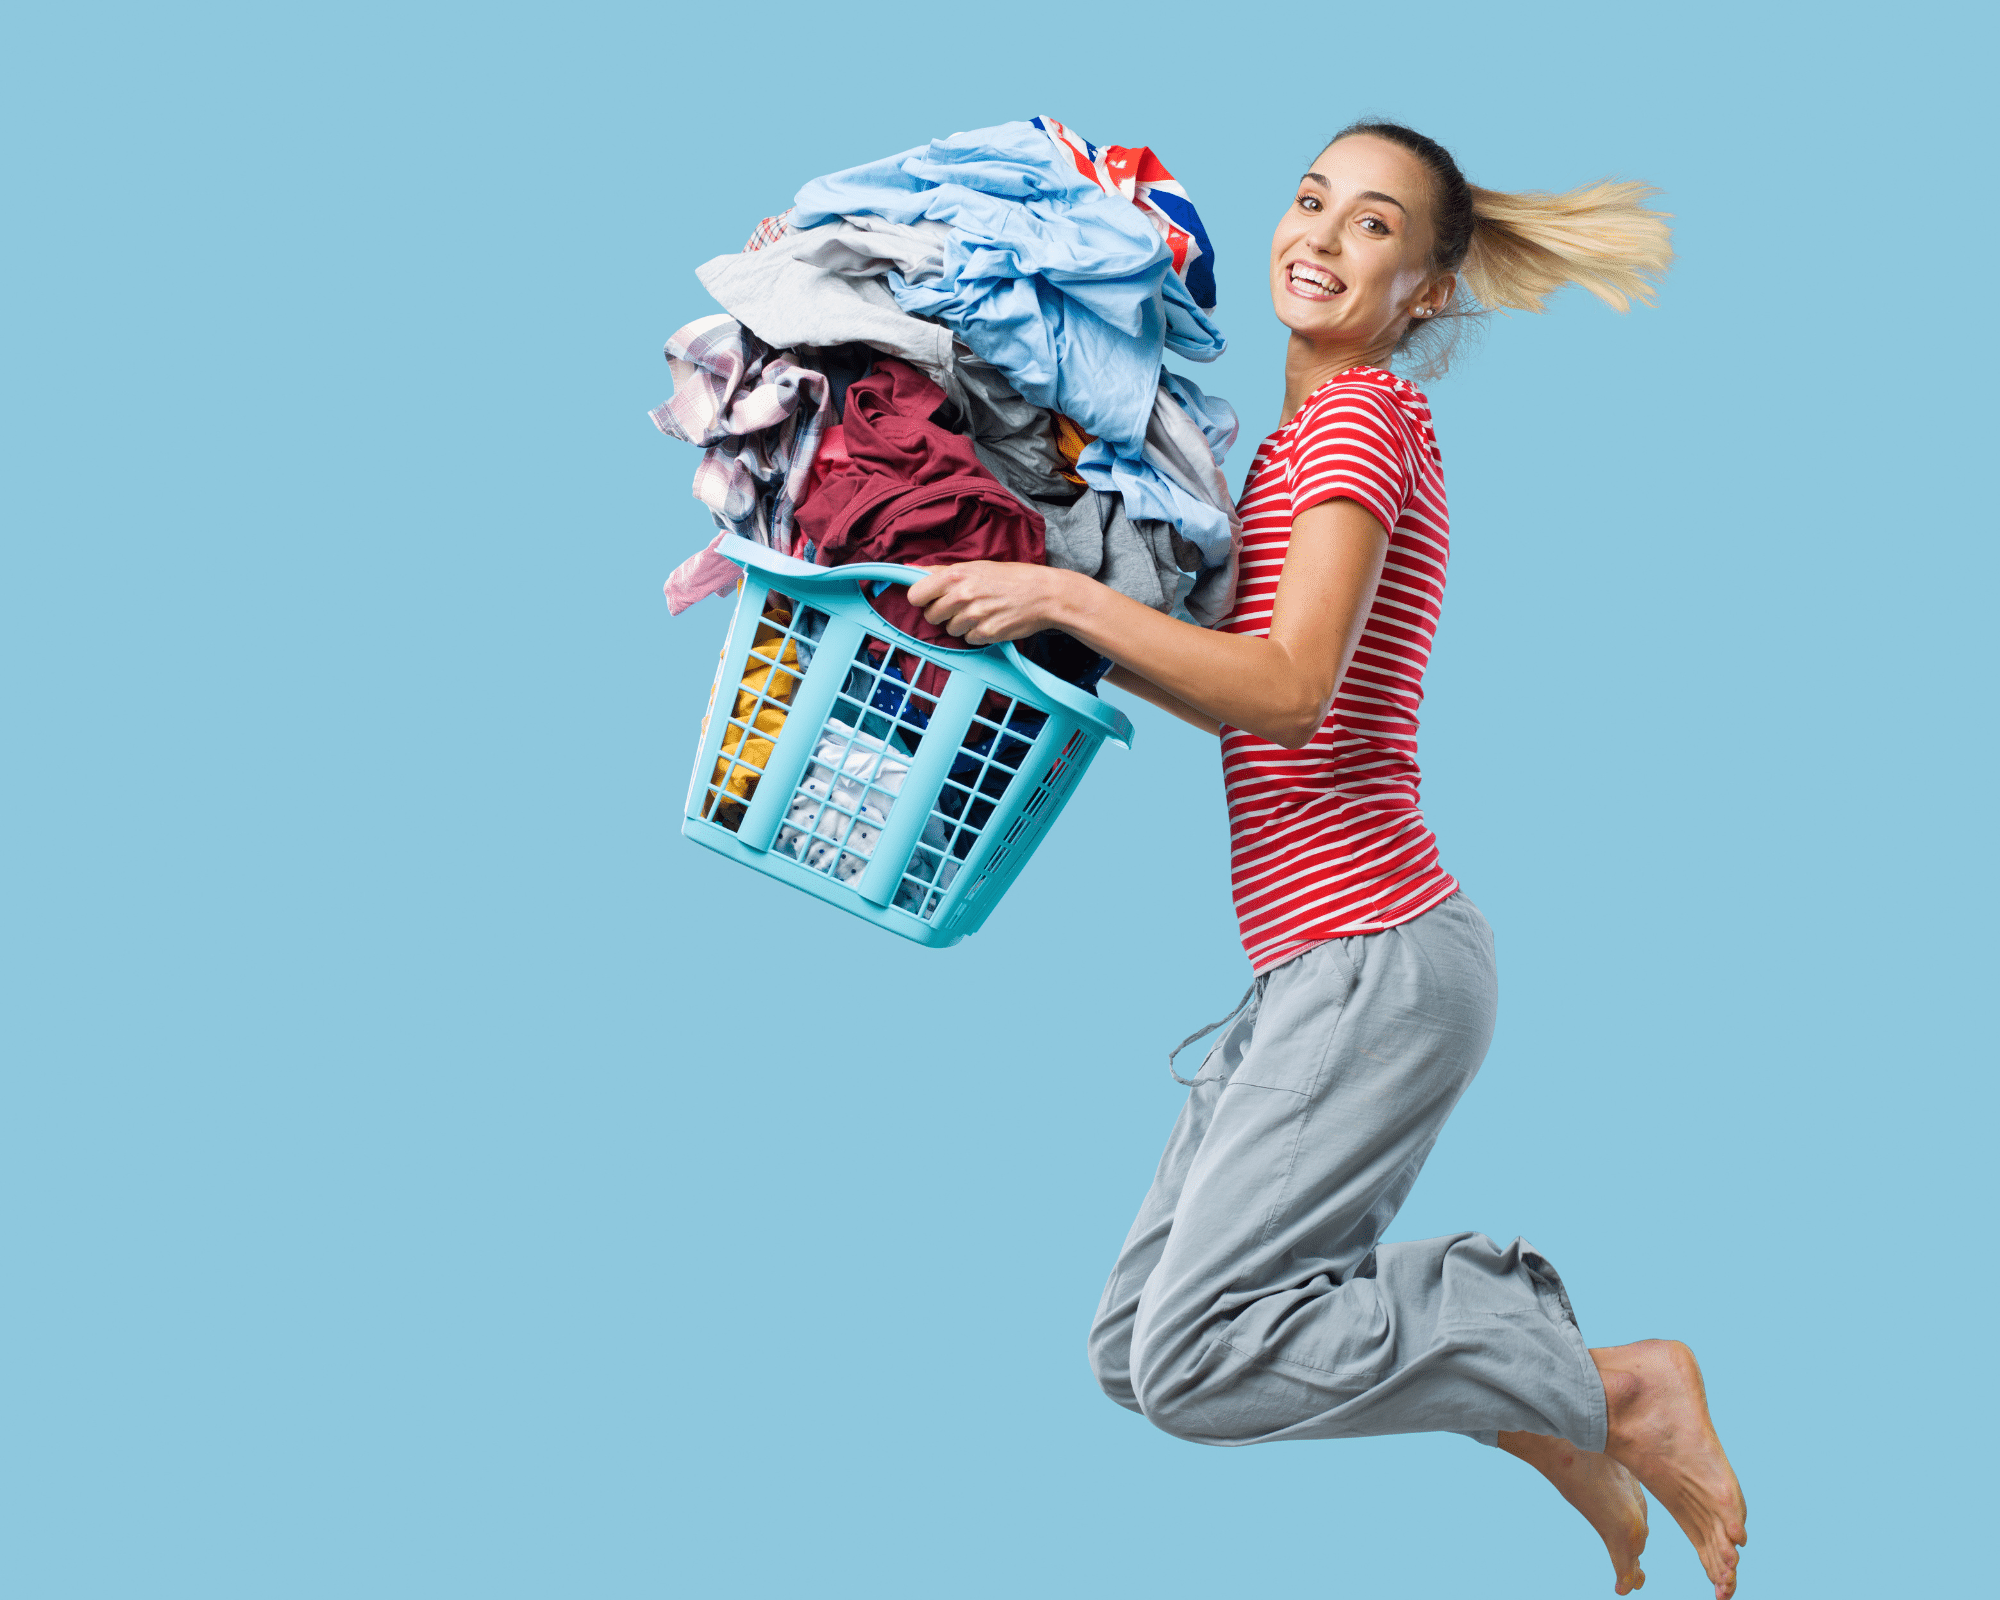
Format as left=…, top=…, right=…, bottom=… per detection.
left=1286, top=261, right=1345, bottom=299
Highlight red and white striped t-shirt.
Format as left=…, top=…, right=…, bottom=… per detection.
left=1220, top=367, right=1459, bottom=972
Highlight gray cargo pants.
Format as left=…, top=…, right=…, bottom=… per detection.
left=1089, top=893, right=1608, bottom=1450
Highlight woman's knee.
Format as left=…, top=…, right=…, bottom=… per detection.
left=1129, top=1341, right=1269, bottom=1445
left=1132, top=1372, right=1259, bottom=1445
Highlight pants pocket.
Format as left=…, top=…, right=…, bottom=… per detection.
left=1227, top=941, right=1360, bottom=1095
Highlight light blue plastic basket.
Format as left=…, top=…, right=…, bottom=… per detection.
left=682, top=534, right=1134, bottom=948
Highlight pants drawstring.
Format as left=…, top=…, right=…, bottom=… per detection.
left=1167, top=981, right=1258, bottom=1086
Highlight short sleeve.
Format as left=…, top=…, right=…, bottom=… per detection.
left=1286, top=381, right=1411, bottom=533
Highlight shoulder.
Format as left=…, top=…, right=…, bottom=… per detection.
left=1295, top=368, right=1439, bottom=473
left=1300, top=368, right=1425, bottom=433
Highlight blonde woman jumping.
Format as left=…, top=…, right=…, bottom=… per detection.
left=909, top=122, right=1748, bottom=1598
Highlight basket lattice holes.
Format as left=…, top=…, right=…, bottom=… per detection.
left=697, top=591, right=1059, bottom=924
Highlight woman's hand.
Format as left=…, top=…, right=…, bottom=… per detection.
left=905, top=562, right=1075, bottom=646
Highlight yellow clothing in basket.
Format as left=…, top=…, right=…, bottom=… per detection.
left=706, top=600, right=804, bottom=824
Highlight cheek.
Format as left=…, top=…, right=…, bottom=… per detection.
left=1352, top=252, right=1415, bottom=302
left=1390, top=258, right=1432, bottom=300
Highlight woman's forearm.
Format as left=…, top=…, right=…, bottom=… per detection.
left=1052, top=575, right=1330, bottom=747
left=1103, top=664, right=1223, bottom=736
left=907, top=498, right=1389, bottom=747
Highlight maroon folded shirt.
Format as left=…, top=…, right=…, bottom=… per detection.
left=797, top=358, right=1046, bottom=646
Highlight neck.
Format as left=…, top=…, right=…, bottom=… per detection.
left=1282, top=330, right=1399, bottom=422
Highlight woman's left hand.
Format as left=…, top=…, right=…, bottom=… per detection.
left=904, top=562, right=1073, bottom=646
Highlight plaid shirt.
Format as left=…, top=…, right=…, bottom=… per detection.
left=742, top=209, right=794, bottom=252
left=649, top=313, right=827, bottom=554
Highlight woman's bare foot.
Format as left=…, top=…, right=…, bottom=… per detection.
left=1497, top=1430, right=1649, bottom=1592
left=1592, top=1340, right=1748, bottom=1599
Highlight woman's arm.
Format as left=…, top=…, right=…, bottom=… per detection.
left=1103, top=664, right=1223, bottom=737
left=906, top=497, right=1390, bottom=749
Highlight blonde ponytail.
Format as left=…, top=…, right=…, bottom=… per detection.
left=1461, top=181, right=1674, bottom=314
left=1322, top=120, right=1676, bottom=377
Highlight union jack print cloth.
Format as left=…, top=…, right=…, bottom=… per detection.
left=1031, top=116, right=1218, bottom=310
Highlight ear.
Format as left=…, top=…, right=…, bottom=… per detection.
left=1412, top=272, right=1456, bottom=320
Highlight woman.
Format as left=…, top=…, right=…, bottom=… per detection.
left=907, top=123, right=1746, bottom=1599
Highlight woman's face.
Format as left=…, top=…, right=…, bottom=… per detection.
left=1269, top=135, right=1447, bottom=355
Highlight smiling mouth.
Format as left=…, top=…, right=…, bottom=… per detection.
left=1287, top=262, right=1345, bottom=299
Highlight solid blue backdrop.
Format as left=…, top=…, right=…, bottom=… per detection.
left=4, top=3, right=1992, bottom=1596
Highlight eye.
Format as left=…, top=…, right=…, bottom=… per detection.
left=1296, top=193, right=1322, bottom=213
left=1359, top=216, right=1391, bottom=235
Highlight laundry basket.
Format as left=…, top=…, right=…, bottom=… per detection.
left=682, top=534, right=1134, bottom=948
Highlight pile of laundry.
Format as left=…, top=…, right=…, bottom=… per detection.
left=651, top=116, right=1243, bottom=687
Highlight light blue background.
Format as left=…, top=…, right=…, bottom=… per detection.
left=5, top=4, right=1992, bottom=1596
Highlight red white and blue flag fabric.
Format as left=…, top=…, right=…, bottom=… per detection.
left=1031, top=115, right=1218, bottom=310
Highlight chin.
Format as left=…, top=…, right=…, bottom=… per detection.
left=1269, top=292, right=1316, bottom=330
left=1274, top=306, right=1340, bottom=338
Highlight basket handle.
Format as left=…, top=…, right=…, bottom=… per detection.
left=715, top=531, right=936, bottom=594
left=713, top=533, right=1133, bottom=747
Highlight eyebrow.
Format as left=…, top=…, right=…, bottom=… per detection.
left=1298, top=173, right=1408, bottom=215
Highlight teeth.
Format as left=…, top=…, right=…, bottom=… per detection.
left=1290, top=264, right=1340, bottom=292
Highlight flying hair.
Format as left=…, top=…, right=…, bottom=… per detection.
left=1462, top=180, right=1673, bottom=314
left=1324, top=120, right=1674, bottom=377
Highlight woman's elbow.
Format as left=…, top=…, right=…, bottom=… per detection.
left=1247, top=662, right=1335, bottom=748
left=1252, top=701, right=1329, bottom=750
